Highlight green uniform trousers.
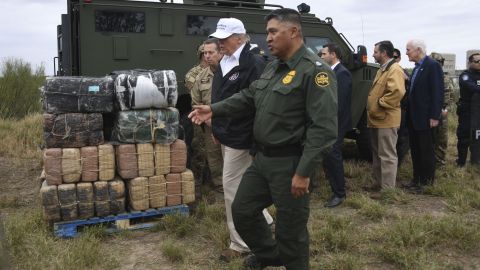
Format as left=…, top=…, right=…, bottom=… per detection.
left=434, top=116, right=448, bottom=165
left=232, top=152, right=310, bottom=270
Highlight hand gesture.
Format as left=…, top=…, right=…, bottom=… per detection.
left=189, top=105, right=212, bottom=125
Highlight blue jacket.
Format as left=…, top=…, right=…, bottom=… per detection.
left=333, top=63, right=352, bottom=135
left=406, top=56, right=444, bottom=131
left=211, top=43, right=265, bottom=149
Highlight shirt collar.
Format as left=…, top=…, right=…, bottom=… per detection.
left=282, top=45, right=308, bottom=70
left=415, top=56, right=426, bottom=67
left=231, top=43, right=246, bottom=62
left=381, top=58, right=394, bottom=71
left=331, top=61, right=340, bottom=70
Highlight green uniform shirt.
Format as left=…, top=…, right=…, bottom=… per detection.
left=211, top=45, right=338, bottom=177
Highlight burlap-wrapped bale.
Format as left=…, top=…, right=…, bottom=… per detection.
left=77, top=182, right=94, bottom=219
left=81, top=146, right=98, bottom=182
left=116, top=144, right=138, bottom=179
left=127, top=177, right=149, bottom=211
left=44, top=113, right=104, bottom=148
left=94, top=181, right=110, bottom=217
left=114, top=70, right=177, bottom=110
left=170, top=139, right=187, bottom=173
left=137, top=143, right=154, bottom=177
left=39, top=181, right=61, bottom=222
left=44, top=148, right=62, bottom=185
left=58, top=183, right=78, bottom=221
left=149, top=175, right=166, bottom=208
left=154, top=144, right=170, bottom=175
left=62, top=148, right=81, bottom=183
left=181, top=169, right=195, bottom=204
left=111, top=108, right=179, bottom=144
left=109, top=179, right=126, bottom=214
left=166, top=174, right=182, bottom=206
left=98, top=144, right=115, bottom=181
left=42, top=76, right=114, bottom=113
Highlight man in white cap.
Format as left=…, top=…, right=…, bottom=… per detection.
left=209, top=17, right=274, bottom=262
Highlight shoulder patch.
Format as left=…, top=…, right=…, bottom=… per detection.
left=315, top=72, right=329, bottom=87
left=461, top=74, right=469, bottom=81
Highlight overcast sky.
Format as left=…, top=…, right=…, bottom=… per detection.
left=1, top=0, right=479, bottom=75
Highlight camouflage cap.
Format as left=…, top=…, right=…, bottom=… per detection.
left=197, top=44, right=205, bottom=58
left=430, top=52, right=445, bottom=63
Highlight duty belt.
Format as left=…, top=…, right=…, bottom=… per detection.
left=256, top=143, right=303, bottom=157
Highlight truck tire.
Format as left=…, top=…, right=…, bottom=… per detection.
left=356, top=110, right=372, bottom=161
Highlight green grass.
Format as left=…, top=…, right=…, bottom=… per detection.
left=162, top=240, right=185, bottom=262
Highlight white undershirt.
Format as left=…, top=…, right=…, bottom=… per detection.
left=220, top=43, right=246, bottom=76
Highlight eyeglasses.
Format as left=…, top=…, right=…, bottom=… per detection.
left=393, top=55, right=399, bottom=59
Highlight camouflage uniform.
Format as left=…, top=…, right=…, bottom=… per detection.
left=430, top=52, right=453, bottom=165
left=191, top=67, right=224, bottom=189
left=184, top=44, right=207, bottom=93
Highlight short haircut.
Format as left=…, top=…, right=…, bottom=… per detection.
left=469, top=53, right=480, bottom=62
left=408, top=39, right=427, bottom=54
left=323, top=43, right=342, bottom=60
left=203, top=38, right=220, bottom=51
left=375, top=40, right=394, bottom=58
left=393, top=48, right=401, bottom=57
left=265, top=8, right=302, bottom=34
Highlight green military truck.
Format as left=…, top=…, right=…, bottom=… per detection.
left=55, top=0, right=377, bottom=159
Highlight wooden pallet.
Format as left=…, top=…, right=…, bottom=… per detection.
left=53, top=204, right=189, bottom=238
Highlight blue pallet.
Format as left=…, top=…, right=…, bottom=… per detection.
left=54, top=204, right=189, bottom=238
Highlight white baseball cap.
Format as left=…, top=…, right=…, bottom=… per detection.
left=209, top=18, right=246, bottom=39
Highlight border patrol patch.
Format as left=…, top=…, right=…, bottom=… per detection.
left=315, top=72, right=329, bottom=87
left=229, top=72, right=239, bottom=81
left=282, top=70, right=296, bottom=85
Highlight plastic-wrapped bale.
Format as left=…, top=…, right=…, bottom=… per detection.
left=98, top=144, right=115, bottom=181
left=116, top=144, right=138, bottom=179
left=81, top=146, right=98, bottom=182
left=39, top=181, right=61, bottom=222
left=166, top=174, right=182, bottom=206
left=62, top=148, right=81, bottom=183
left=44, top=148, right=62, bottom=185
left=94, top=181, right=110, bottom=217
left=170, top=139, right=187, bottom=173
left=137, top=143, right=154, bottom=177
left=111, top=108, right=179, bottom=144
left=149, top=175, right=166, bottom=208
left=42, top=76, right=114, bottom=113
left=77, top=182, right=94, bottom=219
left=58, top=183, right=78, bottom=221
left=114, top=70, right=177, bottom=110
left=109, top=179, right=126, bottom=214
left=127, top=177, right=149, bottom=211
left=181, top=169, right=195, bottom=204
left=44, top=113, right=104, bottom=148
left=154, top=144, right=170, bottom=175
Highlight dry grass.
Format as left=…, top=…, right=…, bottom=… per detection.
left=0, top=113, right=43, bottom=160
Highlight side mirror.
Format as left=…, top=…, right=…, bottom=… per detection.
left=353, top=45, right=368, bottom=68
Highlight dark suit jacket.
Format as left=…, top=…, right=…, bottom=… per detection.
left=407, top=56, right=444, bottom=131
left=333, top=63, right=352, bottom=136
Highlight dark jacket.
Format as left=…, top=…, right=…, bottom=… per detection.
left=406, top=56, right=444, bottom=131
left=333, top=63, right=352, bottom=136
left=211, top=43, right=265, bottom=149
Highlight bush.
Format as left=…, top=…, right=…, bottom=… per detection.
left=0, top=58, right=45, bottom=119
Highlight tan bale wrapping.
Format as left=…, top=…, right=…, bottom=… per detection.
left=108, top=179, right=125, bottom=200
left=58, top=183, right=78, bottom=221
left=137, top=143, right=154, bottom=177
left=98, top=144, right=115, bottom=181
left=81, top=146, right=98, bottom=182
left=94, top=181, right=109, bottom=201
left=62, top=148, right=81, bottom=183
left=149, top=175, right=166, bottom=208
left=40, top=181, right=61, bottom=221
left=170, top=140, right=187, bottom=173
left=127, top=177, right=149, bottom=211
left=166, top=174, right=182, bottom=206
left=44, top=148, right=62, bottom=185
left=154, top=144, right=170, bottom=175
left=181, top=169, right=195, bottom=204
left=116, top=144, right=138, bottom=179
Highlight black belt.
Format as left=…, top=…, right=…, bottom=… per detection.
left=256, top=143, right=303, bottom=157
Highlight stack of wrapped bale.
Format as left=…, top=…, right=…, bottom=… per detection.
left=110, top=70, right=194, bottom=210
left=40, top=76, right=127, bottom=222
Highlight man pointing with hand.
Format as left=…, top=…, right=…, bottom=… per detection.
left=190, top=8, right=337, bottom=269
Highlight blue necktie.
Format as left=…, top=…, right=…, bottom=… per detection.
left=409, top=63, right=420, bottom=92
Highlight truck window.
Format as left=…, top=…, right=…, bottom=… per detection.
left=186, top=15, right=220, bottom=36
left=95, top=10, right=146, bottom=33
left=305, top=37, right=331, bottom=55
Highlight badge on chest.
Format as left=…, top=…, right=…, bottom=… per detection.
left=229, top=72, right=239, bottom=81
left=282, top=70, right=296, bottom=85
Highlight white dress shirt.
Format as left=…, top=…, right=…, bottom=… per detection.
left=220, top=43, right=246, bottom=76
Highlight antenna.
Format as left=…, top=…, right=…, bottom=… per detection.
left=361, top=14, right=365, bottom=45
